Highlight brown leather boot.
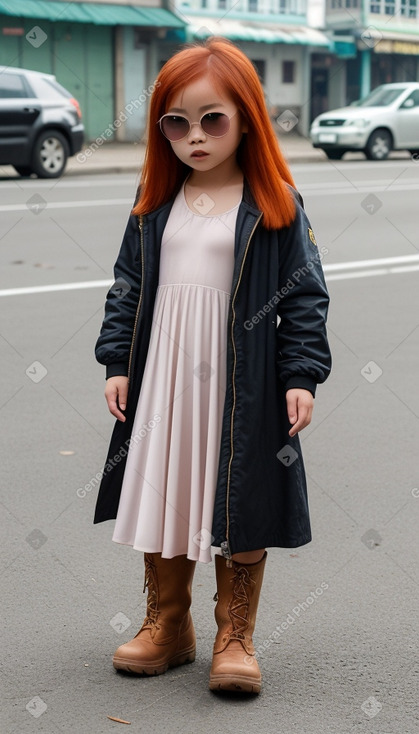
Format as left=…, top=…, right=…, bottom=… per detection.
left=113, top=552, right=196, bottom=675
left=209, top=551, right=267, bottom=693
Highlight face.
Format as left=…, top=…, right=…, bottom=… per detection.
left=161, top=75, right=247, bottom=174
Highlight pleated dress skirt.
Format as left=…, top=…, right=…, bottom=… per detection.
left=112, top=178, right=241, bottom=563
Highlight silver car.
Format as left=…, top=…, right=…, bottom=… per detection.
left=310, top=82, right=419, bottom=161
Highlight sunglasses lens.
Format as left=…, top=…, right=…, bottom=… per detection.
left=201, top=112, right=230, bottom=137
left=161, top=115, right=190, bottom=141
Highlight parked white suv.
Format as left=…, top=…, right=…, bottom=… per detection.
left=310, top=83, right=419, bottom=160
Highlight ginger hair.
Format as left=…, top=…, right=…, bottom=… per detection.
left=133, top=36, right=297, bottom=229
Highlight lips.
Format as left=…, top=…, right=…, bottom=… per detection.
left=191, top=151, right=209, bottom=158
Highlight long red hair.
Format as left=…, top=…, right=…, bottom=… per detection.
left=133, top=36, right=297, bottom=229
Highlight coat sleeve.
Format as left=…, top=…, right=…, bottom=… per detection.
left=95, top=213, right=142, bottom=379
left=276, top=188, right=332, bottom=397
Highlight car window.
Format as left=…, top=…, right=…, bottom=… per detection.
left=401, top=90, right=419, bottom=108
left=357, top=86, right=407, bottom=107
left=29, top=75, right=70, bottom=101
left=0, top=72, right=28, bottom=99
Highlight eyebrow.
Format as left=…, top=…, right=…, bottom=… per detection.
left=167, top=102, right=226, bottom=113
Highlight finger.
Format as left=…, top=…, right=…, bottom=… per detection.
left=286, top=394, right=298, bottom=426
left=118, top=383, right=128, bottom=412
left=289, top=404, right=312, bottom=437
left=105, top=389, right=126, bottom=423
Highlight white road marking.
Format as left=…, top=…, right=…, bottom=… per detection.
left=1, top=254, right=419, bottom=297
left=0, top=280, right=112, bottom=296
left=324, top=254, right=419, bottom=271
left=0, top=199, right=132, bottom=212
left=326, top=264, right=419, bottom=281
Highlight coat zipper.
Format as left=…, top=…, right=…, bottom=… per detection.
left=127, top=214, right=144, bottom=384
left=222, top=212, right=263, bottom=565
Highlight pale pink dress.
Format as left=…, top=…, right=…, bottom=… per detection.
left=112, top=178, right=241, bottom=563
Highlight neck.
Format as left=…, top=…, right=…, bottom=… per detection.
left=186, top=153, right=243, bottom=190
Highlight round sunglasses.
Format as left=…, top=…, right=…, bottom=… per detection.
left=158, top=110, right=237, bottom=142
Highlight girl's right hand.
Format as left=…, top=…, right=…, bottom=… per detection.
left=105, top=376, right=129, bottom=422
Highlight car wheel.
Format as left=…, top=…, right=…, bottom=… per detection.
left=14, top=166, right=34, bottom=177
left=409, top=149, right=419, bottom=160
left=32, top=130, right=69, bottom=178
left=324, top=149, right=345, bottom=160
left=365, top=129, right=392, bottom=161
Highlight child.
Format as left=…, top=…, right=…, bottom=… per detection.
left=94, top=37, right=331, bottom=695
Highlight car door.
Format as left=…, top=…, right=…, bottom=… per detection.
left=0, top=71, right=41, bottom=165
left=395, top=90, right=419, bottom=149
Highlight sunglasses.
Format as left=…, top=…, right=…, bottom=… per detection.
left=158, top=111, right=237, bottom=142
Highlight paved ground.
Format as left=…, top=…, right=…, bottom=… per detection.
left=1, top=160, right=419, bottom=733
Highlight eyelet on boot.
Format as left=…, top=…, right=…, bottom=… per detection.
left=113, top=553, right=196, bottom=676
left=209, top=552, right=267, bottom=694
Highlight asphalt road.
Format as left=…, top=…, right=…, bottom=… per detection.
left=1, top=161, right=419, bottom=733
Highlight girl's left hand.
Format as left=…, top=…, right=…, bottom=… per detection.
left=286, top=388, right=314, bottom=437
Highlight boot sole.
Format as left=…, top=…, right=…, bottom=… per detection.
left=209, top=674, right=261, bottom=694
left=113, top=647, right=196, bottom=676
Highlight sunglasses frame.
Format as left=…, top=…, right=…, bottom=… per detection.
left=157, top=110, right=238, bottom=142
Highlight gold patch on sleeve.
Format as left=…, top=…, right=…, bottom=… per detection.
left=308, top=228, right=317, bottom=246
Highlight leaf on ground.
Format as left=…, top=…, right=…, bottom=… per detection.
left=107, top=715, right=131, bottom=725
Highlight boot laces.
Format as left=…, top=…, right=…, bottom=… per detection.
left=227, top=566, right=255, bottom=641
left=141, top=555, right=160, bottom=629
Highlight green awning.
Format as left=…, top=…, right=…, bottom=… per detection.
left=0, top=0, right=185, bottom=27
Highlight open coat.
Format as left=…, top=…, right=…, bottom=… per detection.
left=93, top=179, right=332, bottom=559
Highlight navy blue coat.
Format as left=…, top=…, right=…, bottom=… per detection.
left=93, top=179, right=332, bottom=558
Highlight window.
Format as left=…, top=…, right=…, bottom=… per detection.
left=384, top=0, right=395, bottom=13
left=0, top=72, right=27, bottom=98
left=401, top=0, right=417, bottom=17
left=218, top=0, right=226, bottom=8
left=358, top=85, right=406, bottom=106
left=402, top=90, right=419, bottom=107
left=252, top=59, right=266, bottom=84
left=29, top=76, right=71, bottom=101
left=282, top=60, right=295, bottom=84
left=370, top=0, right=382, bottom=11
left=248, top=0, right=258, bottom=11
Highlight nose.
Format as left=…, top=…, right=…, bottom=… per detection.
left=187, top=121, right=206, bottom=143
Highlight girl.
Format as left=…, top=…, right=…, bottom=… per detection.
left=94, top=37, right=331, bottom=695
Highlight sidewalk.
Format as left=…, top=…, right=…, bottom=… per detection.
left=65, top=132, right=327, bottom=176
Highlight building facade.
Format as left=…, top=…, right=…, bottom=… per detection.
left=155, top=0, right=334, bottom=135
left=324, top=0, right=419, bottom=104
left=0, top=0, right=341, bottom=140
left=0, top=0, right=185, bottom=139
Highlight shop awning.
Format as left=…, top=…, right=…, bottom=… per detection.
left=187, top=18, right=334, bottom=48
left=0, top=0, right=185, bottom=27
